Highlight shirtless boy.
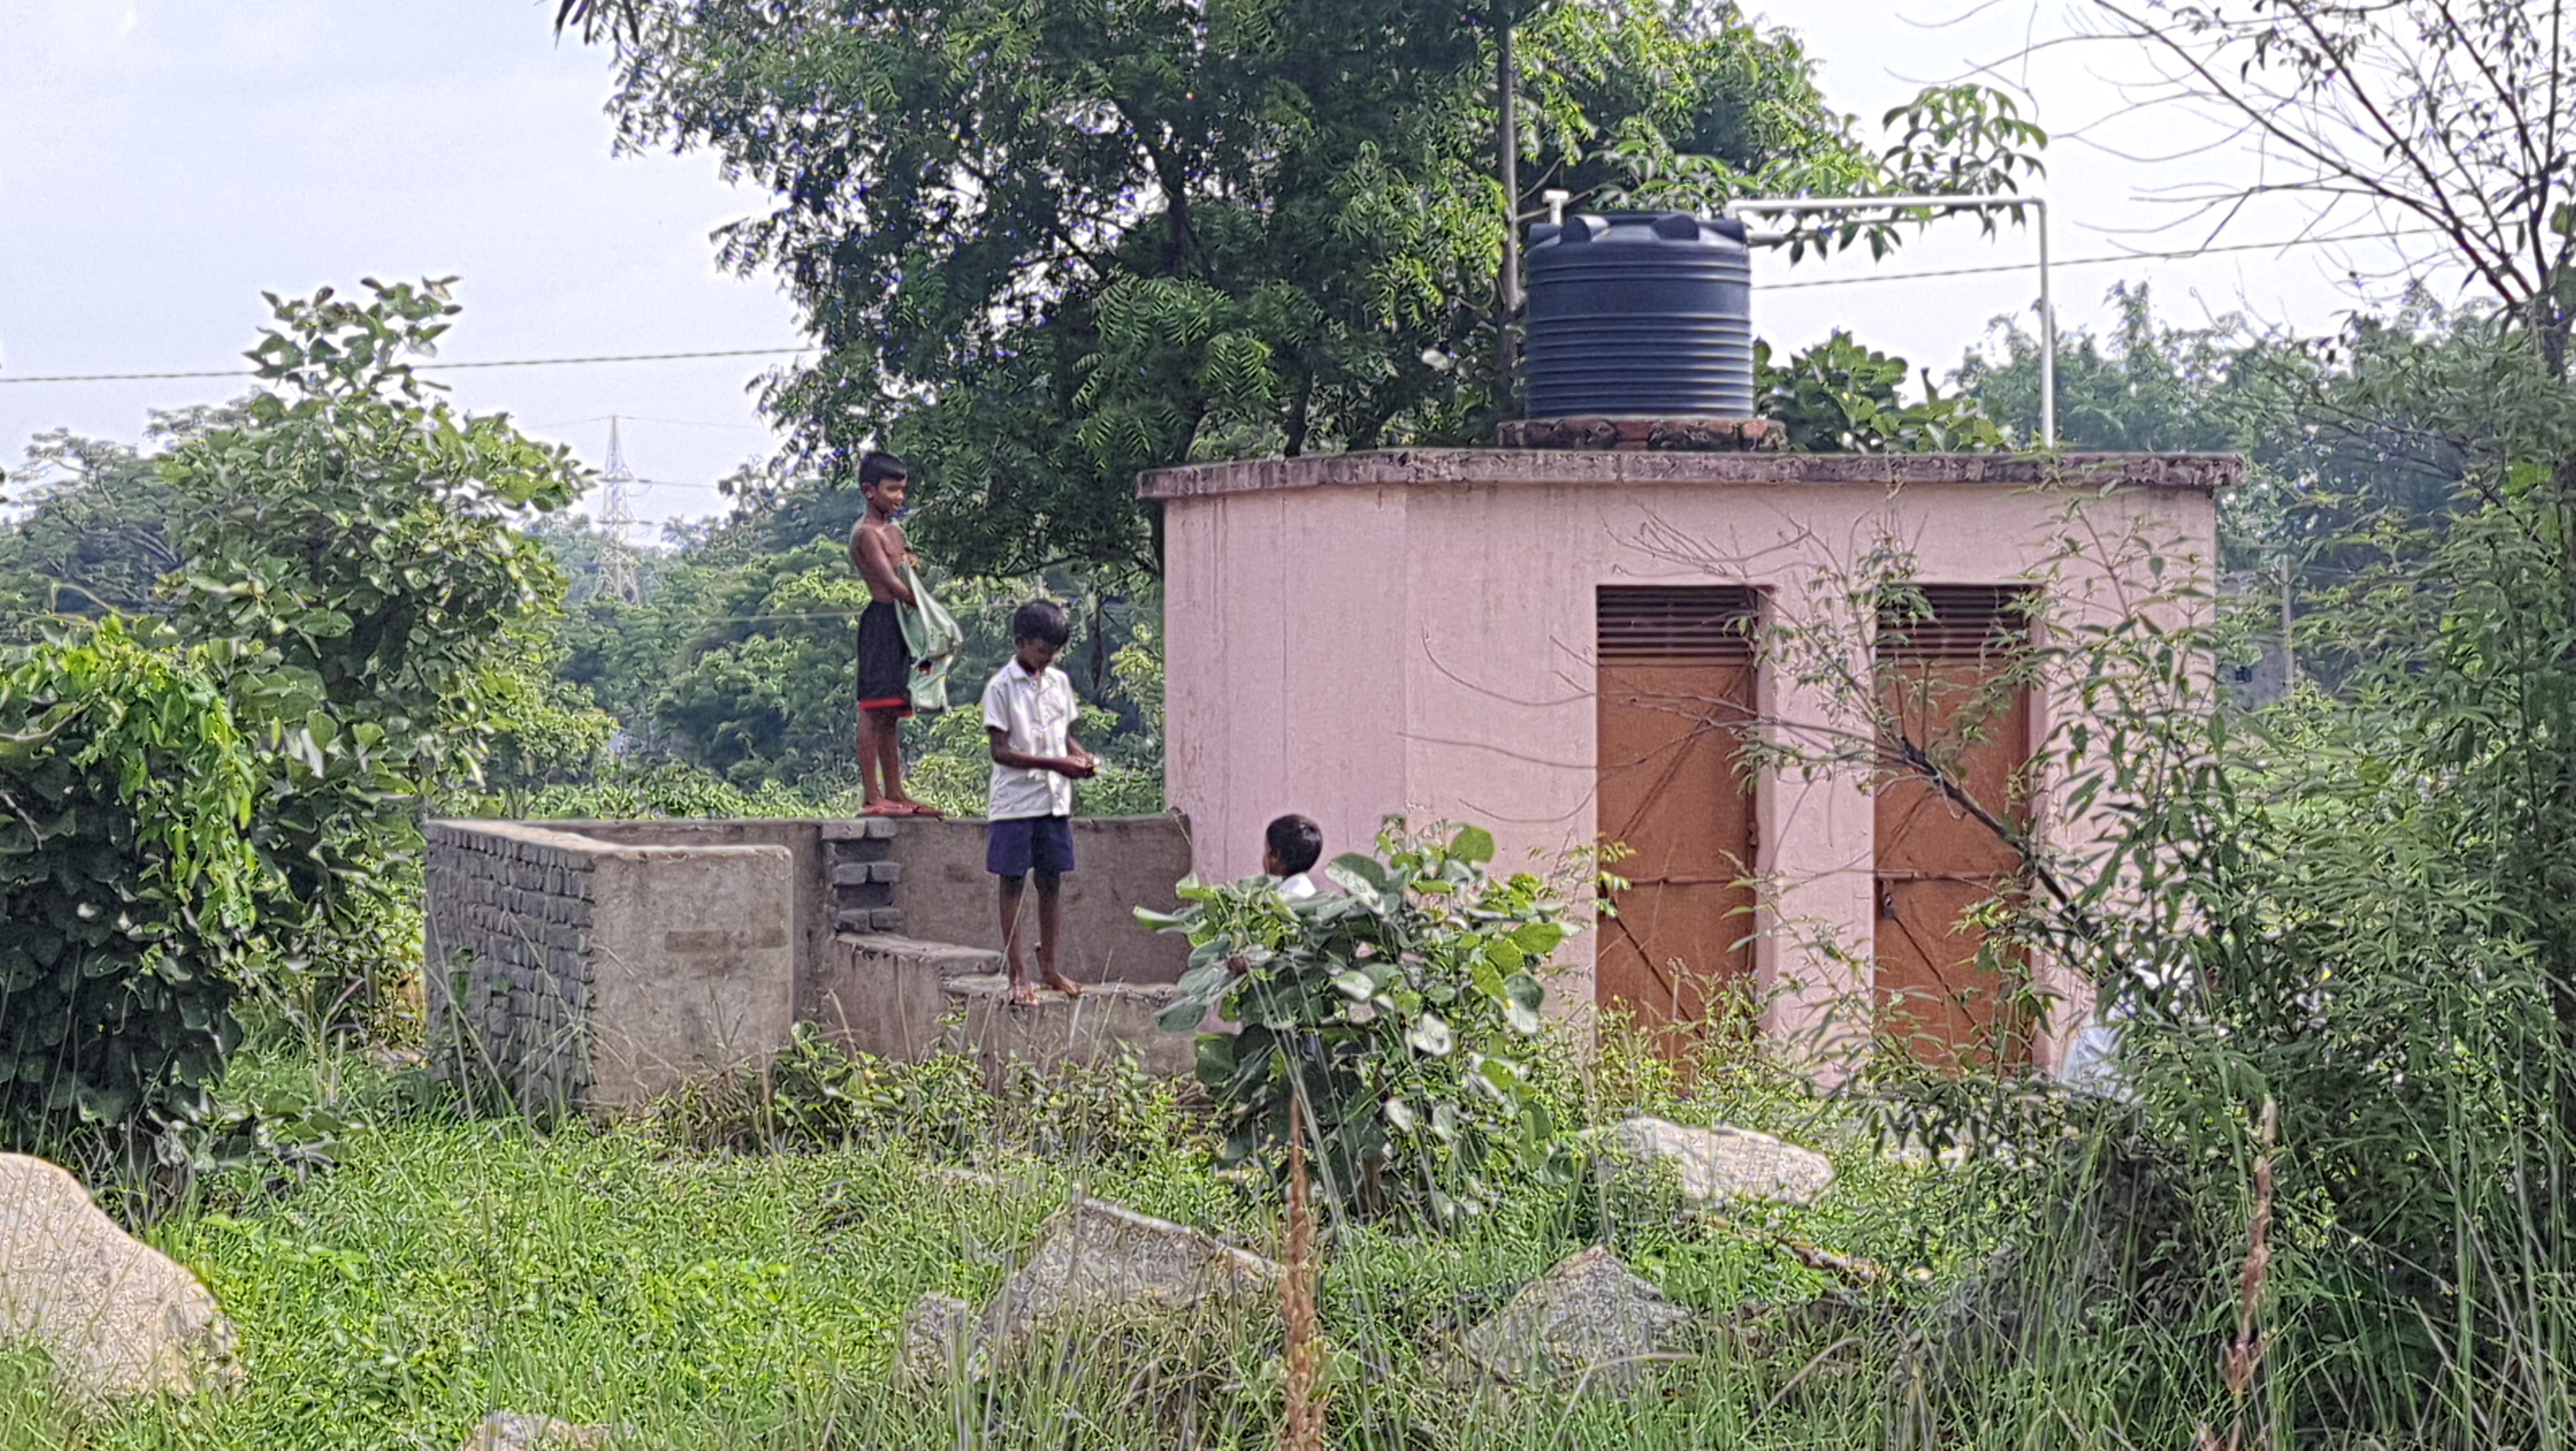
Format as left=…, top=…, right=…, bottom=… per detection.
left=848, top=451, right=937, bottom=816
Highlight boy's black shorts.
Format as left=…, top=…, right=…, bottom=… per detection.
left=856, top=602, right=913, bottom=718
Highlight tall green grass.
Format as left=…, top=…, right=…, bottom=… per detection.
left=18, top=1002, right=2572, bottom=1449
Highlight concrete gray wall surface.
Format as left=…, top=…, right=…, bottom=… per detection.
left=535, top=819, right=837, bottom=1025
left=877, top=816, right=1193, bottom=985
left=426, top=820, right=797, bottom=1114
left=425, top=814, right=1199, bottom=1111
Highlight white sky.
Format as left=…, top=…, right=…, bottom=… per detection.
left=0, top=1, right=2445, bottom=538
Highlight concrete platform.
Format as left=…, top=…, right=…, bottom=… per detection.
left=942, top=976, right=1195, bottom=1082
left=804, top=933, right=1007, bottom=1061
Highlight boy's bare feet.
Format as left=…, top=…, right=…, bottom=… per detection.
left=860, top=800, right=907, bottom=816
left=1041, top=968, right=1083, bottom=997
left=893, top=798, right=943, bottom=817
left=1007, top=978, right=1040, bottom=1006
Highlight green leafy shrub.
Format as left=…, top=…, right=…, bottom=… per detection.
left=0, top=619, right=261, bottom=1151
left=158, top=279, right=583, bottom=1026
left=1757, top=333, right=2004, bottom=452
left=1146, top=820, right=1580, bottom=1223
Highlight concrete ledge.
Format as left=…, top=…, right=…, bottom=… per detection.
left=1139, top=447, right=2245, bottom=500
left=806, top=933, right=1008, bottom=1061
left=942, top=977, right=1196, bottom=1082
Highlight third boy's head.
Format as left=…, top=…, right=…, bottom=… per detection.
left=859, top=450, right=909, bottom=514
left=1264, top=814, right=1324, bottom=879
left=1012, top=600, right=1072, bottom=674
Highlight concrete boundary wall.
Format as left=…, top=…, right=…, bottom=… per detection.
left=426, top=820, right=796, bottom=1114
left=423, top=814, right=1197, bottom=1112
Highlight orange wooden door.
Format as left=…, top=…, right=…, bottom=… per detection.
left=1874, top=587, right=2035, bottom=1069
left=1596, top=587, right=1758, bottom=1058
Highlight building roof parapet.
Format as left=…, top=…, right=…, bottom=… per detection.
left=1138, top=449, right=2243, bottom=501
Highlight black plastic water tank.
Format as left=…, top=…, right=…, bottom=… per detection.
left=1523, top=210, right=1754, bottom=420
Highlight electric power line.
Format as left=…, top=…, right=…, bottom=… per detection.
left=1760, top=228, right=2439, bottom=291
left=0, top=345, right=812, bottom=386
left=0, top=227, right=2447, bottom=386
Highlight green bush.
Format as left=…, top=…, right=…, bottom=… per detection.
left=1146, top=820, right=1580, bottom=1223
left=1755, top=332, right=2004, bottom=452
left=0, top=619, right=261, bottom=1151
left=158, top=279, right=582, bottom=1030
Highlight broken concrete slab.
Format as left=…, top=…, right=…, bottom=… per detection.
left=0, top=1154, right=241, bottom=1401
left=1459, top=1246, right=1694, bottom=1392
left=1593, top=1116, right=1836, bottom=1210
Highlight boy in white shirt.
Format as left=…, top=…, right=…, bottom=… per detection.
left=982, top=601, right=1096, bottom=1005
left=1265, top=814, right=1324, bottom=899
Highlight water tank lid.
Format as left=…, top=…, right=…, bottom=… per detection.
left=1524, top=210, right=1750, bottom=247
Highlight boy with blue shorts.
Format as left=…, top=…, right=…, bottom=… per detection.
left=983, top=600, right=1095, bottom=1005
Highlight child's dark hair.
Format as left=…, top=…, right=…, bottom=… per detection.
left=1266, top=814, right=1324, bottom=875
left=858, top=451, right=908, bottom=490
left=1012, top=599, right=1072, bottom=647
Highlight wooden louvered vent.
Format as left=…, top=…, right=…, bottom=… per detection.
left=1597, top=586, right=1759, bottom=664
left=1875, top=585, right=2032, bottom=660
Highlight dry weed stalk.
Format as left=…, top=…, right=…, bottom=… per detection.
left=1279, top=1096, right=1326, bottom=1451
left=2198, top=1096, right=2277, bottom=1451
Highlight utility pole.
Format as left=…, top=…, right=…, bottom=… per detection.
left=1495, top=9, right=1521, bottom=422
left=596, top=416, right=642, bottom=606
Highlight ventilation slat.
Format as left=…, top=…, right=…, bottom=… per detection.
left=1598, top=586, right=1758, bottom=664
left=1876, top=585, right=2032, bottom=660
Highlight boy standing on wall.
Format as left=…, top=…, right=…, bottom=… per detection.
left=849, top=451, right=938, bottom=817
left=984, top=600, right=1095, bottom=1005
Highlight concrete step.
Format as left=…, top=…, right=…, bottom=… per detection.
left=802, top=931, right=1196, bottom=1082
left=805, top=932, right=1002, bottom=1060
left=942, top=976, right=1196, bottom=1082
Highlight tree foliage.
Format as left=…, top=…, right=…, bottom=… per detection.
left=157, top=279, right=583, bottom=1019
left=2080, top=0, right=2576, bottom=372
left=602, top=0, right=2037, bottom=577
left=1756, top=332, right=2003, bottom=452
left=0, top=410, right=237, bottom=621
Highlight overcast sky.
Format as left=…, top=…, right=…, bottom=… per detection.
left=0, top=1, right=2441, bottom=539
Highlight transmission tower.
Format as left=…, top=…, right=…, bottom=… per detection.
left=594, top=416, right=642, bottom=605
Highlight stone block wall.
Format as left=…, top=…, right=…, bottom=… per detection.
left=424, top=822, right=603, bottom=1116
left=425, top=820, right=797, bottom=1116
left=423, top=814, right=1199, bottom=1113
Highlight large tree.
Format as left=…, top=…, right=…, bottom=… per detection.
left=598, top=0, right=2037, bottom=577
left=2078, top=0, right=2575, bottom=372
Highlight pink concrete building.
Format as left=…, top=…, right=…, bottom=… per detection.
left=1143, top=447, right=2237, bottom=1073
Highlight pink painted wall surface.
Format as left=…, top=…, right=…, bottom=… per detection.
left=1146, top=450, right=2235, bottom=1074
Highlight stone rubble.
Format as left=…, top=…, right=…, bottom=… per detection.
left=1593, top=1116, right=1837, bottom=1209
left=0, top=1153, right=241, bottom=1402
left=898, top=1195, right=1283, bottom=1380
left=1458, top=1246, right=1694, bottom=1391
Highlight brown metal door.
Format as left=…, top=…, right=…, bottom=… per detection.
left=1874, top=587, right=2035, bottom=1069
left=1596, top=587, right=1758, bottom=1058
